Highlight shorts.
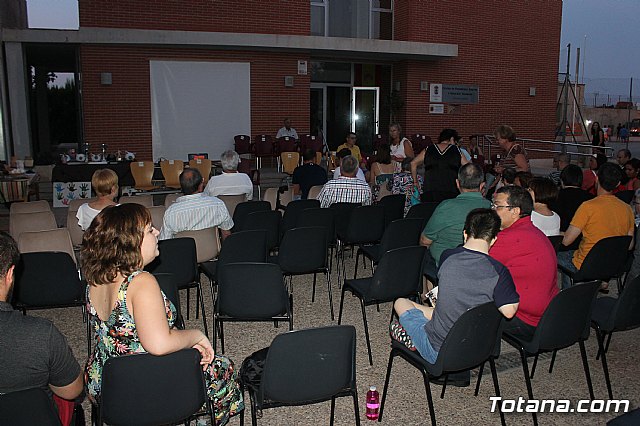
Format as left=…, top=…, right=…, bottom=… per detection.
left=399, top=308, right=439, bottom=363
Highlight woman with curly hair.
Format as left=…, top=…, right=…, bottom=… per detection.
left=83, top=204, right=243, bottom=425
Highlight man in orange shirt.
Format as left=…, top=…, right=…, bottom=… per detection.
left=559, top=162, right=635, bottom=289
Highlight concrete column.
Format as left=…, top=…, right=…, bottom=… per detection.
left=4, top=41, right=31, bottom=158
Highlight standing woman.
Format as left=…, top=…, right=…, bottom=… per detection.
left=411, top=128, right=469, bottom=202
left=591, top=121, right=605, bottom=154
left=389, top=123, right=415, bottom=165
left=493, top=125, right=529, bottom=174
left=83, top=204, right=243, bottom=425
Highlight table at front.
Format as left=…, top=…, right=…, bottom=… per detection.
left=52, top=162, right=135, bottom=186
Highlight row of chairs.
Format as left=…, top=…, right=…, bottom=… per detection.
left=130, top=158, right=213, bottom=191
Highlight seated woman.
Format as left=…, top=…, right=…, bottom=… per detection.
left=83, top=204, right=243, bottom=425
left=528, top=177, right=561, bottom=236
left=369, top=144, right=395, bottom=202
left=76, top=169, right=119, bottom=231
left=391, top=158, right=424, bottom=217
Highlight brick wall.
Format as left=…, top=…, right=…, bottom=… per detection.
left=81, top=46, right=310, bottom=160
left=78, top=0, right=310, bottom=35
left=393, top=0, right=563, bottom=152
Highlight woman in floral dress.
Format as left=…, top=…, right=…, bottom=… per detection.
left=83, top=204, right=243, bottom=425
left=391, top=157, right=424, bottom=216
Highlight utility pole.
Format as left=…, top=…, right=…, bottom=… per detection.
left=561, top=44, right=571, bottom=147
left=627, top=77, right=633, bottom=150
left=573, top=48, right=580, bottom=137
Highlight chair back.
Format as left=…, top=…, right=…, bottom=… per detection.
left=344, top=205, right=385, bottom=244
left=152, top=272, right=184, bottom=328
left=0, top=388, right=61, bottom=426
left=147, top=205, right=166, bottom=230
left=217, top=194, right=246, bottom=217
left=145, top=238, right=198, bottom=287
left=297, top=207, right=335, bottom=246
left=234, top=134, right=253, bottom=155
left=378, top=194, right=406, bottom=227
left=188, top=159, right=213, bottom=184
left=216, top=230, right=268, bottom=280
left=14, top=252, right=83, bottom=307
left=614, top=190, right=634, bottom=204
left=411, top=134, right=431, bottom=155
left=9, top=200, right=50, bottom=215
left=160, top=160, right=184, bottom=189
left=217, top=262, right=290, bottom=318
left=379, top=218, right=423, bottom=253
left=237, top=158, right=260, bottom=186
left=547, top=234, right=563, bottom=253
left=300, top=134, right=323, bottom=153
left=368, top=246, right=425, bottom=301
left=18, top=228, right=77, bottom=265
left=263, top=187, right=278, bottom=210
left=278, top=227, right=328, bottom=274
left=277, top=136, right=298, bottom=153
left=574, top=236, right=632, bottom=282
left=119, top=194, right=154, bottom=207
left=164, top=192, right=180, bottom=207
left=233, top=200, right=271, bottom=232
left=281, top=199, right=321, bottom=237
left=176, top=227, right=221, bottom=263
left=130, top=161, right=155, bottom=190
left=254, top=135, right=275, bottom=156
left=307, top=185, right=323, bottom=200
left=406, top=201, right=440, bottom=225
left=259, top=325, right=356, bottom=406
left=10, top=210, right=57, bottom=240
left=280, top=152, right=300, bottom=174
left=433, top=302, right=503, bottom=376
left=533, top=280, right=600, bottom=352
left=67, top=197, right=97, bottom=212
left=373, top=134, right=388, bottom=151
left=66, top=208, right=86, bottom=247
left=610, top=275, right=640, bottom=332
left=330, top=202, right=359, bottom=240
left=245, top=210, right=281, bottom=251
left=101, top=349, right=207, bottom=426
left=279, top=187, right=293, bottom=207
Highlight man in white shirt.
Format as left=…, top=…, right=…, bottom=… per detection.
left=276, top=118, right=298, bottom=139
left=203, top=150, right=253, bottom=201
left=160, top=168, right=233, bottom=240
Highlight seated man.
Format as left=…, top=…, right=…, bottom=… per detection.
left=276, top=117, right=298, bottom=139
left=548, top=153, right=571, bottom=186
left=160, top=168, right=233, bottom=240
left=489, top=185, right=558, bottom=340
left=549, top=164, right=593, bottom=249
left=333, top=148, right=366, bottom=181
left=394, top=209, right=519, bottom=369
left=559, top=162, right=635, bottom=289
left=317, top=155, right=372, bottom=208
left=336, top=131, right=362, bottom=164
left=203, top=150, right=253, bottom=201
left=0, top=231, right=84, bottom=402
left=421, top=163, right=491, bottom=282
left=292, top=149, right=328, bottom=199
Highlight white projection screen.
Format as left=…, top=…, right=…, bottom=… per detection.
left=150, top=61, right=251, bottom=161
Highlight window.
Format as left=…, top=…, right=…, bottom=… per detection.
left=310, top=0, right=392, bottom=40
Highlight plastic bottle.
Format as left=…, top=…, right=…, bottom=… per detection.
left=366, top=385, right=380, bottom=420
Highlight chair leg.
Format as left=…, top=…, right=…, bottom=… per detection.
left=605, top=332, right=613, bottom=354
left=579, top=340, right=595, bottom=400
left=474, top=362, right=485, bottom=396
left=337, top=286, right=347, bottom=324
left=440, top=376, right=447, bottom=399
left=549, top=349, right=557, bottom=374
left=489, top=358, right=506, bottom=426
left=198, top=283, right=209, bottom=338
left=421, top=368, right=437, bottom=426
left=595, top=326, right=614, bottom=399
left=530, top=354, right=539, bottom=379
left=359, top=298, right=373, bottom=365
left=312, top=272, right=317, bottom=302
left=326, top=269, right=334, bottom=321
left=352, top=389, right=361, bottom=426
left=517, top=348, right=537, bottom=426
left=185, top=288, right=191, bottom=320
left=379, top=349, right=395, bottom=422
left=354, top=249, right=359, bottom=279
left=220, top=321, right=226, bottom=354
left=213, top=316, right=218, bottom=353
left=195, top=285, right=201, bottom=319
left=250, top=392, right=258, bottom=426
left=330, top=397, right=336, bottom=426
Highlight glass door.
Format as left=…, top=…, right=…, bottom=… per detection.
left=311, top=83, right=352, bottom=151
left=351, top=87, right=379, bottom=153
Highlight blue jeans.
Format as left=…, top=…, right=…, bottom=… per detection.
left=399, top=308, right=439, bottom=363
left=557, top=250, right=578, bottom=290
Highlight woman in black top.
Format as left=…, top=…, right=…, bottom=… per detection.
left=591, top=121, right=605, bottom=153
left=410, top=128, right=469, bottom=202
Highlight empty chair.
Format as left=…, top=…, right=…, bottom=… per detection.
left=337, top=205, right=385, bottom=282
left=66, top=208, right=86, bottom=247
left=502, top=280, right=600, bottom=426
left=338, top=246, right=425, bottom=365
left=254, top=134, right=275, bottom=169
left=9, top=200, right=50, bottom=215
left=18, top=228, right=77, bottom=265
left=9, top=210, right=57, bottom=240
left=591, top=275, right=640, bottom=399
left=237, top=158, right=261, bottom=199
left=406, top=201, right=440, bottom=225
left=130, top=161, right=156, bottom=191
left=188, top=158, right=213, bottom=184
left=297, top=207, right=337, bottom=273
left=118, top=194, right=154, bottom=207
left=160, top=159, right=185, bottom=189
left=217, top=194, right=246, bottom=217
left=245, top=210, right=281, bottom=253
left=379, top=303, right=505, bottom=426
left=263, top=187, right=278, bottom=210
left=299, top=134, right=323, bottom=153
left=147, top=205, right=166, bottom=230
left=244, top=325, right=360, bottom=426
left=280, top=152, right=300, bottom=175
left=164, top=192, right=180, bottom=207
left=232, top=200, right=270, bottom=232
left=377, top=193, right=406, bottom=227
left=307, top=184, right=323, bottom=200
left=0, top=388, right=62, bottom=426
left=176, top=227, right=221, bottom=264
left=280, top=199, right=320, bottom=238
left=234, top=134, right=253, bottom=155
left=98, top=349, right=213, bottom=426
left=214, top=262, right=292, bottom=353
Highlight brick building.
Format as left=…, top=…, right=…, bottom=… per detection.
left=1, top=0, right=562, bottom=161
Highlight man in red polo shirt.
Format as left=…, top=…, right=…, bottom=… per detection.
left=489, top=185, right=558, bottom=339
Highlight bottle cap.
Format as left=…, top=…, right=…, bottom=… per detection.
left=369, top=386, right=376, bottom=391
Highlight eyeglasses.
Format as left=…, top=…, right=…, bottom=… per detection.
left=490, top=203, right=514, bottom=210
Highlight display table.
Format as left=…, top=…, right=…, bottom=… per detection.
left=52, top=162, right=135, bottom=186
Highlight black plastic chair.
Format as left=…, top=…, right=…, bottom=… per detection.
left=502, top=280, right=600, bottom=426
left=377, top=193, right=406, bottom=227
left=215, top=262, right=292, bottom=353
left=406, top=201, right=440, bottom=226
left=379, top=303, right=505, bottom=426
left=97, top=349, right=214, bottom=426
left=337, top=205, right=385, bottom=283
left=297, top=207, right=337, bottom=275
left=13, top=251, right=90, bottom=356
left=145, top=238, right=208, bottom=336
left=547, top=234, right=563, bottom=253
left=338, top=246, right=425, bottom=365
left=558, top=236, right=631, bottom=291
left=0, top=387, right=62, bottom=426
left=355, top=218, right=423, bottom=278
left=329, top=202, right=359, bottom=283
left=244, top=210, right=281, bottom=253
left=591, top=275, right=640, bottom=399
left=276, top=226, right=334, bottom=320
left=245, top=325, right=360, bottom=426
left=233, top=200, right=271, bottom=232
left=280, top=199, right=320, bottom=239
left=152, top=272, right=185, bottom=330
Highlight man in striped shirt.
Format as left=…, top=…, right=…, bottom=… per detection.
left=317, top=155, right=372, bottom=208
left=159, top=168, right=234, bottom=240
